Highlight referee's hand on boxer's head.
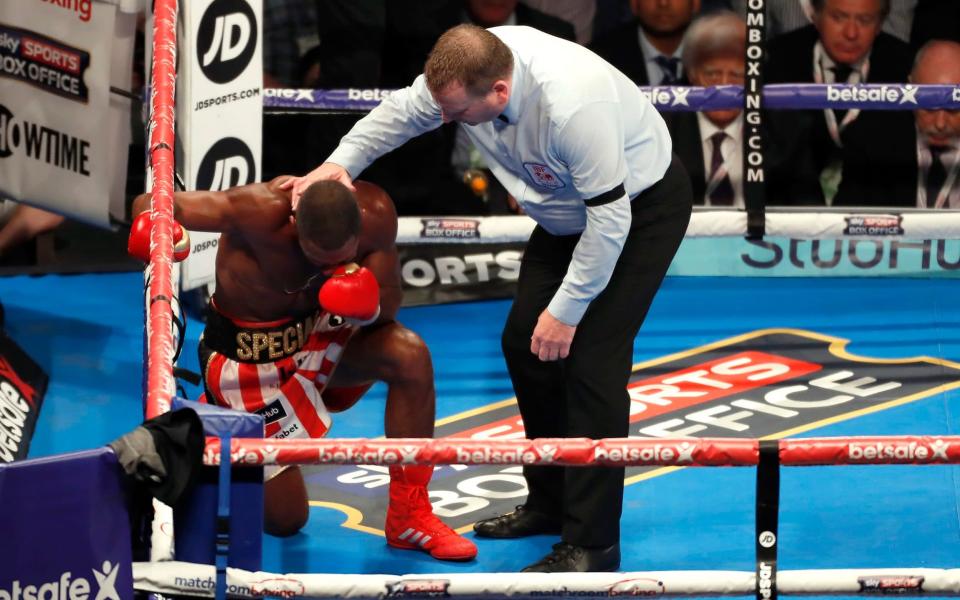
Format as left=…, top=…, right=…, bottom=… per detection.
left=282, top=163, right=356, bottom=209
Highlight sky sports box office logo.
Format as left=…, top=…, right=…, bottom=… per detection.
left=0, top=26, right=89, bottom=102
left=421, top=219, right=481, bottom=240
left=304, top=329, right=960, bottom=533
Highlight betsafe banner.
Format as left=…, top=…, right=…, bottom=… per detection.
left=0, top=448, right=133, bottom=598
left=0, top=328, right=47, bottom=463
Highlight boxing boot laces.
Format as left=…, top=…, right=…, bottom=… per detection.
left=385, top=465, right=478, bottom=561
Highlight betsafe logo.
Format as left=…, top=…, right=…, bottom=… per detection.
left=196, top=137, right=255, bottom=191
left=0, top=560, right=121, bottom=600
left=641, top=86, right=690, bottom=107
left=826, top=84, right=919, bottom=105
left=196, top=0, right=257, bottom=84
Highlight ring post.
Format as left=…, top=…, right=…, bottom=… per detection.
left=756, top=440, right=781, bottom=600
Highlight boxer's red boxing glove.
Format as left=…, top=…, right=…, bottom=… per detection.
left=318, top=264, right=381, bottom=325
left=173, top=223, right=191, bottom=262
left=127, top=212, right=152, bottom=262
left=128, top=212, right=191, bottom=263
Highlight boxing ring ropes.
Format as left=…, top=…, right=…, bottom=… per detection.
left=136, top=0, right=960, bottom=598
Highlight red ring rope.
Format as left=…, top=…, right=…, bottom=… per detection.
left=202, top=435, right=960, bottom=467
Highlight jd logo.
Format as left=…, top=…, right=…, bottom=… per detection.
left=304, top=329, right=960, bottom=533
left=197, top=0, right=257, bottom=84
left=196, top=137, right=255, bottom=190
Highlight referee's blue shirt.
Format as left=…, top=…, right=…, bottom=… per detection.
left=327, top=26, right=672, bottom=326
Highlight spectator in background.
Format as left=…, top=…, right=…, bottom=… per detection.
left=764, top=0, right=914, bottom=205
left=261, top=0, right=320, bottom=180
left=263, top=0, right=385, bottom=89
left=262, top=1, right=388, bottom=182
left=591, top=0, right=727, bottom=43
left=451, top=0, right=577, bottom=214
left=465, top=0, right=577, bottom=35
left=909, top=40, right=960, bottom=208
left=665, top=12, right=824, bottom=207
left=589, top=0, right=701, bottom=86
left=700, top=0, right=733, bottom=13
left=520, top=0, right=597, bottom=44
left=665, top=12, right=746, bottom=207
left=312, top=1, right=386, bottom=88
left=732, top=0, right=812, bottom=38
left=732, top=0, right=917, bottom=43
left=262, top=0, right=320, bottom=88
left=833, top=40, right=960, bottom=207
left=0, top=203, right=65, bottom=265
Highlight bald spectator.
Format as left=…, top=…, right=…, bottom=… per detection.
left=589, top=0, right=701, bottom=86
left=765, top=0, right=915, bottom=205
left=910, top=40, right=960, bottom=208
left=665, top=12, right=824, bottom=206
left=833, top=40, right=960, bottom=207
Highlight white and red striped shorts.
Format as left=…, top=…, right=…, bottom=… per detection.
left=198, top=305, right=356, bottom=461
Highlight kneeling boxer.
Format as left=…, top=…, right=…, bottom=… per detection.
left=130, top=177, right=477, bottom=561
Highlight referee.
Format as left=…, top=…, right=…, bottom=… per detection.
left=289, top=24, right=693, bottom=572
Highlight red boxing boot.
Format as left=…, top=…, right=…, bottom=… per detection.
left=385, top=465, right=478, bottom=561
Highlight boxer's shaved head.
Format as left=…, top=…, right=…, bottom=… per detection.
left=296, top=180, right=361, bottom=250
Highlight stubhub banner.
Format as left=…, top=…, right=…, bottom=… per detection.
left=670, top=237, right=960, bottom=277
left=397, top=236, right=960, bottom=306
left=0, top=448, right=132, bottom=599
left=393, top=214, right=960, bottom=305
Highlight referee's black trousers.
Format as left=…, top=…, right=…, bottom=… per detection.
left=501, top=156, right=693, bottom=548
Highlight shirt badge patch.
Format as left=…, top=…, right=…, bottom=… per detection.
left=523, top=162, right=565, bottom=189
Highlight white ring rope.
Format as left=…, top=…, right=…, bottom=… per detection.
left=397, top=209, right=960, bottom=244
left=133, top=561, right=960, bottom=598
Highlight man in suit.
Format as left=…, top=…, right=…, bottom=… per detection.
left=733, top=0, right=918, bottom=43
left=764, top=0, right=915, bottom=205
left=589, top=0, right=700, bottom=86
left=910, top=40, right=960, bottom=208
left=665, top=12, right=825, bottom=206
left=833, top=40, right=960, bottom=207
